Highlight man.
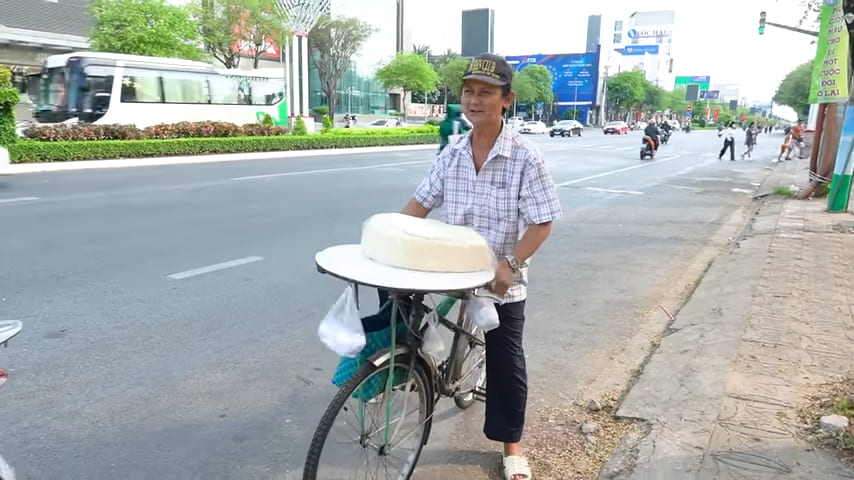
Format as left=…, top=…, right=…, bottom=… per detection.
left=644, top=119, right=661, bottom=151
left=401, top=53, right=562, bottom=480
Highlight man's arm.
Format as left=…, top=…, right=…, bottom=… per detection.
left=402, top=198, right=430, bottom=218
left=510, top=222, right=552, bottom=264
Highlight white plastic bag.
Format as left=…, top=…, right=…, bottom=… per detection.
left=421, top=313, right=445, bottom=359
left=317, top=284, right=366, bottom=358
left=466, top=295, right=500, bottom=332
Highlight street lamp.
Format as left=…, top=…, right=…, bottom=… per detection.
left=759, top=11, right=766, bottom=35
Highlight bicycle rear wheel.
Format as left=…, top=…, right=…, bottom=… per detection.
left=303, top=353, right=433, bottom=480
left=451, top=315, right=486, bottom=410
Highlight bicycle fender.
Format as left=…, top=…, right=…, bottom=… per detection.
left=368, top=346, right=413, bottom=367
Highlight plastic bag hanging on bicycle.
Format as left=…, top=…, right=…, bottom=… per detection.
left=317, top=283, right=366, bottom=358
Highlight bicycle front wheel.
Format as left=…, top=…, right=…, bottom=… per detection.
left=303, top=353, right=433, bottom=480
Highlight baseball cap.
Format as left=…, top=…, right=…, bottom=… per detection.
left=463, top=53, right=513, bottom=86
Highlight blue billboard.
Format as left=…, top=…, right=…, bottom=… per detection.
left=505, top=50, right=600, bottom=123
left=623, top=45, right=659, bottom=56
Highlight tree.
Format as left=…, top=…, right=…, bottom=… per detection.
left=512, top=73, right=537, bottom=105
left=518, top=65, right=554, bottom=104
left=607, top=71, right=646, bottom=113
left=309, top=15, right=376, bottom=117
left=232, top=0, right=288, bottom=68
left=438, top=56, right=469, bottom=104
left=88, top=0, right=202, bottom=60
left=189, top=0, right=247, bottom=68
left=0, top=67, right=19, bottom=147
left=664, top=88, right=688, bottom=114
left=773, top=60, right=813, bottom=119
left=375, top=53, right=439, bottom=119
left=643, top=84, right=666, bottom=112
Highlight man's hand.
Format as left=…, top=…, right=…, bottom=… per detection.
left=491, top=260, right=514, bottom=297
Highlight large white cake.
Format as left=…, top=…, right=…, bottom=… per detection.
left=360, top=213, right=494, bottom=273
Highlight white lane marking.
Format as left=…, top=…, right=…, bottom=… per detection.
left=231, top=160, right=427, bottom=181
left=731, top=188, right=753, bottom=194
left=615, top=146, right=635, bottom=151
left=584, top=187, right=644, bottom=195
left=555, top=155, right=680, bottom=187
left=168, top=256, right=263, bottom=280
left=662, top=184, right=703, bottom=192
left=0, top=197, right=40, bottom=204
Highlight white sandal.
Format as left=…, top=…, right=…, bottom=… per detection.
left=503, top=455, right=532, bottom=480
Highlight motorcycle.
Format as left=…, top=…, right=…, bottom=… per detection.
left=640, top=135, right=657, bottom=160
left=661, top=129, right=672, bottom=145
left=0, top=320, right=22, bottom=480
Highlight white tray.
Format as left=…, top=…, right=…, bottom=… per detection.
left=315, top=244, right=495, bottom=292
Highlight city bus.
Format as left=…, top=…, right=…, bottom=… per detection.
left=29, top=51, right=288, bottom=129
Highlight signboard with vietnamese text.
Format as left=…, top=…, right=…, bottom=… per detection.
left=809, top=0, right=849, bottom=103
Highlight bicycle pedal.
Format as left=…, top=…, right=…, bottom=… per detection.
left=472, top=387, right=487, bottom=401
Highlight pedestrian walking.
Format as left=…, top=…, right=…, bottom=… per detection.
left=718, top=122, right=737, bottom=161
left=741, top=122, right=759, bottom=161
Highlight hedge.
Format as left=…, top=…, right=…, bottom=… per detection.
left=9, top=133, right=438, bottom=163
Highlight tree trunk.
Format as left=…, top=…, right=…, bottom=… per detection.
left=328, top=89, right=337, bottom=121
left=444, top=85, right=448, bottom=107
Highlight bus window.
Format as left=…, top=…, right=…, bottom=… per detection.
left=162, top=70, right=210, bottom=104
left=208, top=75, right=240, bottom=104
left=250, top=78, right=285, bottom=105
left=80, top=65, right=115, bottom=122
left=43, top=68, right=67, bottom=109
left=121, top=68, right=162, bottom=103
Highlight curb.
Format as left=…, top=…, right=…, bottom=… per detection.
left=2, top=143, right=440, bottom=174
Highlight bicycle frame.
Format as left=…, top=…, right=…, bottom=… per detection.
left=363, top=290, right=486, bottom=401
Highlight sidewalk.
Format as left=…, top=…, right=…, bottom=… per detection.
left=601, top=157, right=854, bottom=479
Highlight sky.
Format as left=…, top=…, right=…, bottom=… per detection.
left=405, top=0, right=819, bottom=103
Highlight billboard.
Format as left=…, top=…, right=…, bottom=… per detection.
left=505, top=51, right=600, bottom=123
left=674, top=75, right=711, bottom=92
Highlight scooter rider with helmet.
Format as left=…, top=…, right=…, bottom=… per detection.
left=644, top=119, right=661, bottom=152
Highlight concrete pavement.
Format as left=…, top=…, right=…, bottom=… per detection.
left=601, top=157, right=854, bottom=480
left=0, top=129, right=785, bottom=479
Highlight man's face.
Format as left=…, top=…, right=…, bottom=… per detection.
left=461, top=79, right=512, bottom=125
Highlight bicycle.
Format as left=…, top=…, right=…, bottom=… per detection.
left=303, top=244, right=500, bottom=479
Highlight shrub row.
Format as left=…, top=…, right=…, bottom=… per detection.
left=22, top=121, right=439, bottom=142
left=8, top=134, right=438, bottom=163
left=23, top=121, right=290, bottom=141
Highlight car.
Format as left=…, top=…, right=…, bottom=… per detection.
left=604, top=121, right=629, bottom=135
left=549, top=120, right=584, bottom=137
left=368, top=118, right=405, bottom=128
left=519, top=121, right=549, bottom=134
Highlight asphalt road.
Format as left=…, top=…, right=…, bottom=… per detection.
left=0, top=128, right=783, bottom=479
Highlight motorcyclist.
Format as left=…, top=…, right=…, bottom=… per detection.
left=660, top=120, right=673, bottom=142
left=438, top=104, right=472, bottom=153
left=644, top=119, right=661, bottom=151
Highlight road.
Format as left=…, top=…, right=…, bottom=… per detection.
left=0, top=128, right=781, bottom=479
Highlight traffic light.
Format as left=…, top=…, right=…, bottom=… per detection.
left=759, top=11, right=766, bottom=35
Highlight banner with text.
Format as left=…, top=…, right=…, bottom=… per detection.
left=809, top=0, right=849, bottom=103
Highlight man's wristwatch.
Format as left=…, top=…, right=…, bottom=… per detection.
left=503, top=255, right=524, bottom=273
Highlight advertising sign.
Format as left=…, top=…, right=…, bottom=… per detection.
left=505, top=52, right=600, bottom=122
left=623, top=45, right=659, bottom=56
left=808, top=0, right=849, bottom=103
left=626, top=27, right=671, bottom=40
left=700, top=90, right=720, bottom=100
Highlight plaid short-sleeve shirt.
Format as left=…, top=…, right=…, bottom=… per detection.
left=413, top=124, right=563, bottom=302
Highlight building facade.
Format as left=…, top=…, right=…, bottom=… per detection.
left=305, top=0, right=406, bottom=117
left=461, top=8, right=495, bottom=58
left=587, top=10, right=676, bottom=88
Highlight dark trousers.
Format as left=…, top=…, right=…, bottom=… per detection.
left=719, top=138, right=735, bottom=160
left=484, top=300, right=527, bottom=443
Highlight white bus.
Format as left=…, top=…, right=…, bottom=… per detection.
left=29, top=51, right=288, bottom=129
